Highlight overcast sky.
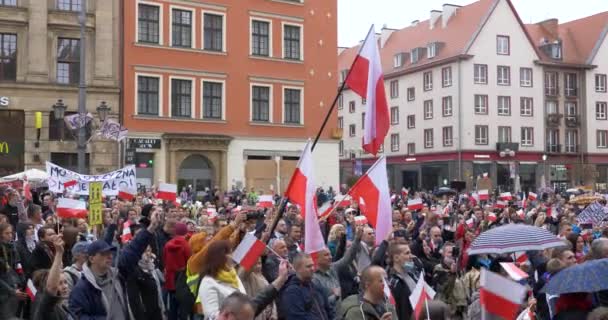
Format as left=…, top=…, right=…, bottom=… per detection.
left=338, top=0, right=608, bottom=47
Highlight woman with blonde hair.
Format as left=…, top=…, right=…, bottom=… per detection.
left=327, top=224, right=345, bottom=259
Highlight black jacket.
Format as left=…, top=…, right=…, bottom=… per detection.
left=278, top=274, right=333, bottom=320
left=387, top=268, right=415, bottom=320
left=125, top=267, right=163, bottom=320
left=30, top=242, right=54, bottom=271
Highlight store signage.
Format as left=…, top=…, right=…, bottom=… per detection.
left=125, top=148, right=136, bottom=164
left=0, top=97, right=8, bottom=107
left=0, top=141, right=8, bottom=154
left=129, top=138, right=161, bottom=149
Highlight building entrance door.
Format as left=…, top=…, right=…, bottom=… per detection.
left=402, top=170, right=418, bottom=191
left=178, top=155, right=214, bottom=194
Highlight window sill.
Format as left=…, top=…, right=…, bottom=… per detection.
left=249, top=55, right=303, bottom=64
left=268, top=0, right=304, bottom=5
left=133, top=115, right=227, bottom=123
left=249, top=121, right=304, bottom=128
left=134, top=42, right=228, bottom=56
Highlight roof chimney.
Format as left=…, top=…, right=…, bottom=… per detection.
left=430, top=10, right=442, bottom=30
left=380, top=26, right=395, bottom=48
left=539, top=18, right=559, bottom=38
left=442, top=3, right=460, bottom=28
left=411, top=20, right=419, bottom=27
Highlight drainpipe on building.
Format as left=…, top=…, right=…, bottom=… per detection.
left=457, top=60, right=463, bottom=182
left=76, top=0, right=87, bottom=174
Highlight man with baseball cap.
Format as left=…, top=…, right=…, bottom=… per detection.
left=63, top=241, right=89, bottom=291
left=69, top=208, right=160, bottom=319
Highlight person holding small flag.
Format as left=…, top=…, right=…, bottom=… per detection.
left=339, top=265, right=396, bottom=320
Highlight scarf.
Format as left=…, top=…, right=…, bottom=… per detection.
left=26, top=236, right=36, bottom=252
left=216, top=268, right=239, bottom=289
left=138, top=256, right=156, bottom=273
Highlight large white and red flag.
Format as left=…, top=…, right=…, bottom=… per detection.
left=232, top=233, right=266, bottom=271
left=409, top=272, right=436, bottom=320
left=344, top=26, right=389, bottom=155
left=118, top=184, right=137, bottom=201
left=478, top=189, right=490, bottom=201
left=57, top=198, right=88, bottom=219
left=348, top=156, right=392, bottom=245
left=527, top=192, right=537, bottom=201
left=284, top=140, right=325, bottom=254
left=480, top=269, right=527, bottom=319
left=257, top=195, right=275, bottom=208
left=157, top=183, right=177, bottom=202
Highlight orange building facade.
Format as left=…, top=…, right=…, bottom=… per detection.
left=122, top=0, right=339, bottom=192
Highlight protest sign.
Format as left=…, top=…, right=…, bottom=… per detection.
left=88, top=182, right=103, bottom=225
left=46, top=161, right=136, bottom=196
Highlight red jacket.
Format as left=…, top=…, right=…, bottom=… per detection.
left=162, top=235, right=191, bottom=291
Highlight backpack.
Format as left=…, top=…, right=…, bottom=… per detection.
left=174, top=269, right=203, bottom=317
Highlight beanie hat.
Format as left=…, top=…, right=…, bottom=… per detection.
left=175, top=222, right=188, bottom=236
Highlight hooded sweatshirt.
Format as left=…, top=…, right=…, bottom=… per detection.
left=163, top=235, right=191, bottom=291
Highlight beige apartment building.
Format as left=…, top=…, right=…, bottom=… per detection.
left=0, top=0, right=120, bottom=176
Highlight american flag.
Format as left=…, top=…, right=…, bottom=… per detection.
left=578, top=201, right=608, bottom=225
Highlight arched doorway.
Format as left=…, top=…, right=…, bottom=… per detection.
left=178, top=154, right=214, bottom=193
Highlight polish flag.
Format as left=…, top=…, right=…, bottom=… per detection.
left=487, top=212, right=497, bottom=222
left=118, top=184, right=137, bottom=201
left=466, top=218, right=475, bottom=228
left=232, top=233, right=266, bottom=271
left=500, top=262, right=529, bottom=281
left=57, top=198, right=88, bottom=219
left=401, top=187, right=408, bottom=198
left=517, top=209, right=526, bottom=220
left=63, top=179, right=78, bottom=188
left=23, top=181, right=32, bottom=201
left=348, top=156, right=392, bottom=245
left=479, top=269, right=527, bottom=320
left=470, top=193, right=479, bottom=207
left=26, top=279, right=37, bottom=300
left=407, top=198, right=424, bottom=211
left=284, top=140, right=325, bottom=254
left=354, top=215, right=369, bottom=226
left=383, top=278, right=396, bottom=306
left=478, top=190, right=489, bottom=201
left=495, top=201, right=507, bottom=209
left=257, top=195, right=275, bottom=208
left=515, top=252, right=529, bottom=265
left=121, top=220, right=133, bottom=243
left=157, top=183, right=177, bottom=202
left=500, top=192, right=512, bottom=201
left=334, top=194, right=351, bottom=208
left=546, top=206, right=554, bottom=218
left=317, top=200, right=333, bottom=219
left=409, top=272, right=436, bottom=320
left=344, top=26, right=389, bottom=155
left=528, top=192, right=537, bottom=201
left=15, top=263, right=23, bottom=275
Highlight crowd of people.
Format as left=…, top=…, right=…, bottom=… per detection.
left=0, top=182, right=607, bottom=320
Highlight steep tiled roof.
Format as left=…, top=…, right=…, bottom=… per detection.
left=338, top=0, right=495, bottom=75
left=525, top=11, right=608, bottom=65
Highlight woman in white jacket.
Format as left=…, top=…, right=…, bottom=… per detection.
left=198, top=240, right=246, bottom=320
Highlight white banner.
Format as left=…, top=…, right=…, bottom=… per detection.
left=46, top=161, right=136, bottom=196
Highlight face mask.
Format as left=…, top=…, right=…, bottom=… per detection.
left=403, top=261, right=415, bottom=271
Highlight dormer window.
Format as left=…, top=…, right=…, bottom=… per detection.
left=427, top=43, right=437, bottom=58
left=393, top=53, right=403, bottom=68
left=411, top=48, right=420, bottom=64
left=540, top=40, right=562, bottom=60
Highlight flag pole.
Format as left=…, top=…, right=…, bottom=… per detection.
left=425, top=297, right=431, bottom=320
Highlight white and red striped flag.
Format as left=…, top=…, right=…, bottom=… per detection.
left=409, top=272, right=436, bottom=320
left=500, top=262, right=529, bottom=281
left=26, top=279, right=37, bottom=300
left=466, top=218, right=475, bottom=228
left=118, top=184, right=137, bottom=201
left=157, top=183, right=177, bottom=202
left=317, top=200, right=333, bottom=220
left=495, top=200, right=507, bottom=209
left=383, top=278, right=396, bottom=306
left=500, top=192, right=512, bottom=201
left=478, top=190, right=489, bottom=201
left=257, top=195, right=275, bottom=208
left=57, top=198, right=88, bottom=219
left=354, top=215, right=369, bottom=226
left=334, top=194, right=351, bottom=208
left=284, top=140, right=325, bottom=255
left=232, top=233, right=266, bottom=271
left=514, top=251, right=529, bottom=265
left=528, top=192, right=537, bottom=201
left=344, top=26, right=389, bottom=155
left=480, top=269, right=527, bottom=319
left=401, top=187, right=408, bottom=199
left=348, top=156, right=392, bottom=245
left=121, top=220, right=133, bottom=243
left=487, top=212, right=497, bottom=222
left=407, top=198, right=424, bottom=211
left=470, top=192, right=479, bottom=207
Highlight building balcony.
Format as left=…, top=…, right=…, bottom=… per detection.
left=565, top=144, right=579, bottom=153
left=546, top=144, right=562, bottom=153
left=565, top=115, right=580, bottom=127
left=546, top=113, right=562, bottom=127
left=331, top=128, right=343, bottom=139
left=545, top=87, right=558, bottom=96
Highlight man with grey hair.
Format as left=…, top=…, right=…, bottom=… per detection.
left=590, top=238, right=608, bottom=260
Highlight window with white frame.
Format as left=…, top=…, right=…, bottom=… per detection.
left=57, top=38, right=80, bottom=84
left=172, top=9, right=192, bottom=47
left=475, top=125, right=488, bottom=145
left=171, top=79, right=192, bottom=118
left=520, top=68, right=533, bottom=87
left=598, top=130, right=608, bottom=148
left=564, top=73, right=578, bottom=97
left=497, top=66, right=510, bottom=86
left=521, top=127, right=533, bottom=146
left=407, top=115, right=415, bottom=129
left=565, top=102, right=577, bottom=117
left=361, top=112, right=365, bottom=130
left=565, top=130, right=578, bottom=153
left=546, top=100, right=558, bottom=114
left=337, top=116, right=343, bottom=129
left=284, top=88, right=301, bottom=124
left=424, top=129, right=433, bottom=148
left=252, top=85, right=270, bottom=121
left=474, top=94, right=488, bottom=114
left=203, top=13, right=224, bottom=51
left=407, top=143, right=415, bottom=155
left=390, top=80, right=399, bottom=99
left=596, top=74, right=607, bottom=92
left=443, top=126, right=453, bottom=147
left=423, top=71, right=433, bottom=91
left=251, top=20, right=270, bottom=56
left=339, top=140, right=344, bottom=156
left=442, top=67, right=452, bottom=87
left=349, top=124, right=356, bottom=137
left=391, top=134, right=399, bottom=152
left=474, top=64, right=487, bottom=84
left=202, top=81, right=223, bottom=119
left=497, top=96, right=511, bottom=116
left=393, top=53, right=403, bottom=68
left=407, top=87, right=415, bottom=101
left=496, top=35, right=510, bottom=55
left=348, top=101, right=355, bottom=113
left=137, top=75, right=160, bottom=116
left=498, top=126, right=511, bottom=143
left=597, top=102, right=607, bottom=120
left=424, top=100, right=433, bottom=119
left=547, top=129, right=559, bottom=151
left=411, top=48, right=420, bottom=63
left=390, top=107, right=399, bottom=125
left=442, top=96, right=452, bottom=117
left=57, top=0, right=81, bottom=11
left=520, top=97, right=533, bottom=116
left=283, top=24, right=301, bottom=60
left=427, top=43, right=436, bottom=58
left=545, top=72, right=558, bottom=95
left=0, top=0, right=16, bottom=6
left=338, top=94, right=343, bottom=110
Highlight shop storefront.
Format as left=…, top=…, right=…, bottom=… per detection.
left=126, top=137, right=162, bottom=190
left=0, top=109, right=24, bottom=176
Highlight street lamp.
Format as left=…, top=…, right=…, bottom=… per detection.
left=52, top=99, right=66, bottom=120
left=96, top=101, right=110, bottom=122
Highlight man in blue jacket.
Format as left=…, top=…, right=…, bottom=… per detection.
left=278, top=253, right=333, bottom=320
left=69, top=207, right=160, bottom=319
